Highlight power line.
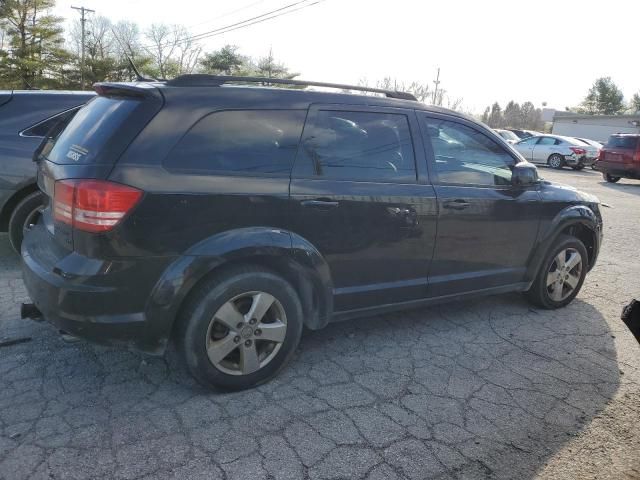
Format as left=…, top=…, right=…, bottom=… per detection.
left=71, top=5, right=95, bottom=90
left=141, top=0, right=325, bottom=51
left=187, top=0, right=267, bottom=29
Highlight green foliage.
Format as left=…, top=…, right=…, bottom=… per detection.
left=481, top=100, right=543, bottom=130
left=578, top=77, right=625, bottom=115
left=200, top=45, right=245, bottom=75
left=630, top=92, right=640, bottom=113
left=0, top=0, right=70, bottom=89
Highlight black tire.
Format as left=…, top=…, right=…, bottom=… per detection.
left=177, top=265, right=303, bottom=391
left=603, top=173, right=620, bottom=183
left=8, top=191, right=44, bottom=253
left=548, top=154, right=564, bottom=169
left=572, top=164, right=585, bottom=171
left=525, top=234, right=588, bottom=309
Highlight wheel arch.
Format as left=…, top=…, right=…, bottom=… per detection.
left=0, top=181, right=39, bottom=232
left=145, top=227, right=334, bottom=351
left=526, top=205, right=601, bottom=283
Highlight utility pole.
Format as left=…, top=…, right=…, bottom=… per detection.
left=71, top=5, right=95, bottom=90
left=432, top=67, right=441, bottom=105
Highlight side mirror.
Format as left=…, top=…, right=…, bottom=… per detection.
left=512, top=162, right=539, bottom=186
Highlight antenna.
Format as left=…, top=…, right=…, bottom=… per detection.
left=110, top=26, right=157, bottom=82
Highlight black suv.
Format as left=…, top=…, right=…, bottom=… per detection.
left=22, top=76, right=603, bottom=390
left=0, top=90, right=94, bottom=251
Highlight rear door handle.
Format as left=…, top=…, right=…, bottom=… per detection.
left=300, top=199, right=340, bottom=209
left=443, top=199, right=470, bottom=210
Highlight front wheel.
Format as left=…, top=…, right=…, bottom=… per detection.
left=177, top=266, right=303, bottom=390
left=526, top=235, right=588, bottom=309
left=548, top=154, right=564, bottom=169
left=603, top=173, right=621, bottom=183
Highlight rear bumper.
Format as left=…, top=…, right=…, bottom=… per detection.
left=594, top=161, right=640, bottom=179
left=21, top=222, right=174, bottom=354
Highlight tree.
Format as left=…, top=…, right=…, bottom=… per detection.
left=487, top=102, right=503, bottom=128
left=200, top=44, right=245, bottom=75
left=630, top=92, right=640, bottom=113
left=144, top=24, right=201, bottom=79
left=0, top=0, right=70, bottom=89
left=503, top=101, right=521, bottom=128
left=256, top=48, right=298, bottom=80
left=578, top=77, right=625, bottom=115
left=480, top=106, right=490, bottom=124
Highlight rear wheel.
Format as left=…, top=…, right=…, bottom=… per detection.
left=603, top=173, right=621, bottom=183
left=8, top=191, right=44, bottom=253
left=548, top=154, right=564, bottom=169
left=526, top=235, right=588, bottom=309
left=177, top=266, right=303, bottom=390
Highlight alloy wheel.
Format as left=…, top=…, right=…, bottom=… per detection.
left=546, top=248, right=583, bottom=302
left=205, top=291, right=287, bottom=376
left=549, top=155, right=562, bottom=169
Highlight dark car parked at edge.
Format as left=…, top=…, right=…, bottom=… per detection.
left=0, top=90, right=94, bottom=252
left=21, top=76, right=603, bottom=390
left=595, top=134, right=640, bottom=183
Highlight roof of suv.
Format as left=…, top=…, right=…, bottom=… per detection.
left=100, top=75, right=476, bottom=123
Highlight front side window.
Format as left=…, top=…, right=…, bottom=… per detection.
left=423, top=117, right=515, bottom=186
left=166, top=110, right=306, bottom=175
left=302, top=110, right=416, bottom=183
left=517, top=137, right=538, bottom=145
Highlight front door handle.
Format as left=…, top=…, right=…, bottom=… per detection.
left=300, top=199, right=340, bottom=209
left=443, top=199, right=470, bottom=210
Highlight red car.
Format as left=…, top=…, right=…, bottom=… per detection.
left=596, top=134, right=640, bottom=183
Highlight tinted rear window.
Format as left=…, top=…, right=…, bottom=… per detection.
left=165, top=110, right=305, bottom=175
left=45, top=96, right=140, bottom=164
left=606, top=136, right=639, bottom=149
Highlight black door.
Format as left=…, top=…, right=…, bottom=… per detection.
left=419, top=114, right=541, bottom=297
left=289, top=105, right=437, bottom=312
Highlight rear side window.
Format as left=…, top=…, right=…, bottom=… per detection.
left=301, top=110, right=416, bottom=183
left=166, top=110, right=306, bottom=175
left=538, top=137, right=559, bottom=146
left=46, top=96, right=140, bottom=164
left=606, top=136, right=639, bottom=149
left=21, top=107, right=81, bottom=138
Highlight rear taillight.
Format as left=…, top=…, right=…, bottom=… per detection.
left=570, top=147, right=586, bottom=155
left=53, top=179, right=142, bottom=233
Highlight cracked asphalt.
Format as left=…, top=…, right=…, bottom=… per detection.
left=1, top=168, right=639, bottom=480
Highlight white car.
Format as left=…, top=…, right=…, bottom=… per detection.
left=494, top=129, right=520, bottom=144
left=513, top=134, right=599, bottom=170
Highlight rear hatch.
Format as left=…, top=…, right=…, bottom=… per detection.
left=36, top=83, right=163, bottom=252
left=600, top=135, right=640, bottom=165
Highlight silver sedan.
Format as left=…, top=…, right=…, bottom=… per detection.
left=512, top=134, right=599, bottom=170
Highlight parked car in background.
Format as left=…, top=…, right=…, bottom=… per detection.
left=513, top=134, right=598, bottom=170
left=595, top=134, right=640, bottom=183
left=21, top=76, right=603, bottom=390
left=494, top=129, right=520, bottom=144
left=0, top=90, right=94, bottom=251
left=506, top=128, right=534, bottom=140
left=574, top=138, right=603, bottom=169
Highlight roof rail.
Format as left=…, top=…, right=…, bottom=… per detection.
left=164, top=74, right=418, bottom=101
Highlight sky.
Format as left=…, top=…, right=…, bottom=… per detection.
left=52, top=0, right=639, bottom=114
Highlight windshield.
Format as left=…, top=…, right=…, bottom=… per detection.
left=45, top=96, right=140, bottom=164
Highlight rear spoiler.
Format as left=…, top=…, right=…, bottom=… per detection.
left=93, top=82, right=162, bottom=99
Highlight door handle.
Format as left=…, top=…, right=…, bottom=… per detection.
left=300, top=199, right=340, bottom=209
left=443, top=199, right=470, bottom=210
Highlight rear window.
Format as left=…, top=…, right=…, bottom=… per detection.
left=45, top=96, right=140, bottom=164
left=606, top=136, right=639, bottom=149
left=165, top=110, right=306, bottom=175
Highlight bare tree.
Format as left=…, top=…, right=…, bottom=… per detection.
left=144, top=24, right=200, bottom=78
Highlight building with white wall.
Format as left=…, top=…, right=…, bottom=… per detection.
left=552, top=113, right=640, bottom=142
